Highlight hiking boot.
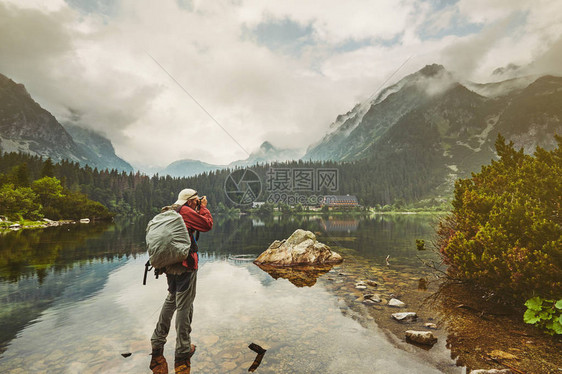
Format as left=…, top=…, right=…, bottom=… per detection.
left=174, top=344, right=196, bottom=371
left=174, top=360, right=191, bottom=373
left=149, top=355, right=168, bottom=374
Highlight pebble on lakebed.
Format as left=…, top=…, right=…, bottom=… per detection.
left=405, top=330, right=437, bottom=346
left=392, top=312, right=418, bottom=322
left=424, top=322, right=438, bottom=329
left=388, top=298, right=406, bottom=307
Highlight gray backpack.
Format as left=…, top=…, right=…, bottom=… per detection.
left=143, top=209, right=191, bottom=284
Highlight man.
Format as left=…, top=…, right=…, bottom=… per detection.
left=150, top=188, right=213, bottom=373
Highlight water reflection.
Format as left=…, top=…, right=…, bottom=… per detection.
left=203, top=213, right=440, bottom=263
left=0, top=255, right=448, bottom=373
left=0, top=216, right=148, bottom=282
left=254, top=263, right=334, bottom=287
left=0, top=217, right=147, bottom=353
left=0, top=213, right=453, bottom=373
left=318, top=218, right=359, bottom=232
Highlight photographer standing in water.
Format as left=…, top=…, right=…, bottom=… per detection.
left=150, top=188, right=213, bottom=373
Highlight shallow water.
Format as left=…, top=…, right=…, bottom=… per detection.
left=0, top=214, right=466, bottom=373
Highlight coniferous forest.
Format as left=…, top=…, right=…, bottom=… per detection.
left=0, top=143, right=445, bottom=218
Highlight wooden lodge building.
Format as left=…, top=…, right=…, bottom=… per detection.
left=321, top=195, right=359, bottom=209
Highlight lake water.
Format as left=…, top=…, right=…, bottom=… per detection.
left=0, top=214, right=468, bottom=373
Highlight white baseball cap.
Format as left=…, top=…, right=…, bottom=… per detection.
left=174, top=188, right=198, bottom=205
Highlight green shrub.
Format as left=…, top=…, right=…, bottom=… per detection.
left=0, top=184, right=43, bottom=220
left=438, top=135, right=562, bottom=302
left=1, top=175, right=113, bottom=221
left=523, top=297, right=562, bottom=335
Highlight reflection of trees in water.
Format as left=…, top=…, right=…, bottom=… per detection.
left=200, top=214, right=327, bottom=255
left=335, top=214, right=439, bottom=260
left=0, top=213, right=441, bottom=356
left=0, top=216, right=150, bottom=353
left=0, top=216, right=148, bottom=282
left=0, top=214, right=437, bottom=282
left=203, top=214, right=439, bottom=265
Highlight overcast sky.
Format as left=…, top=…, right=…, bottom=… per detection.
left=1, top=0, right=561, bottom=169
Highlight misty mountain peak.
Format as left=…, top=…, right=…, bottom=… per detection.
left=419, top=64, right=446, bottom=77
left=492, top=63, right=521, bottom=77
left=259, top=141, right=276, bottom=152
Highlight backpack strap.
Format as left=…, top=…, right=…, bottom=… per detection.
left=176, top=204, right=200, bottom=253
left=143, top=260, right=151, bottom=285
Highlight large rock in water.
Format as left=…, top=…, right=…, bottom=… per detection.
left=254, top=229, right=343, bottom=266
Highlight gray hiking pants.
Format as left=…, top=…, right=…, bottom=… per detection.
left=151, top=270, right=197, bottom=359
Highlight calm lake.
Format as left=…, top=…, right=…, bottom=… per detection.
left=0, top=213, right=469, bottom=374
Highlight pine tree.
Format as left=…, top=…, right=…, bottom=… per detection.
left=41, top=158, right=55, bottom=178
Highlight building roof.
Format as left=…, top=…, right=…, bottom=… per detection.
left=322, top=195, right=359, bottom=206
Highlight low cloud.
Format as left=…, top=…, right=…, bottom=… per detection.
left=0, top=0, right=561, bottom=169
left=0, top=2, right=159, bottom=153
left=527, top=36, right=562, bottom=77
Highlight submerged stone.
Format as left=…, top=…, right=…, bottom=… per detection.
left=364, top=294, right=382, bottom=302
left=388, top=298, right=406, bottom=307
left=405, top=330, right=437, bottom=346
left=392, top=312, right=418, bottom=322
left=489, top=350, right=518, bottom=360
left=355, top=284, right=367, bottom=290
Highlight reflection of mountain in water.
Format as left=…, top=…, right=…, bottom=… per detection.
left=0, top=260, right=121, bottom=354
left=0, top=213, right=438, bottom=356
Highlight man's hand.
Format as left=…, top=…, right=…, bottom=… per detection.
left=200, top=196, right=208, bottom=207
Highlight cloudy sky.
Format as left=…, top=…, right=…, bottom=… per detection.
left=1, top=0, right=561, bottom=170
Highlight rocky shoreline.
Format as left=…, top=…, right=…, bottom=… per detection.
left=0, top=218, right=88, bottom=232
left=251, top=229, right=561, bottom=372
left=319, top=247, right=562, bottom=374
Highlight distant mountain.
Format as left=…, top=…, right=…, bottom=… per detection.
left=160, top=141, right=303, bottom=177
left=229, top=141, right=303, bottom=168
left=0, top=73, right=133, bottom=172
left=161, top=159, right=226, bottom=178
left=62, top=123, right=134, bottom=173
left=304, top=64, right=456, bottom=162
left=303, top=64, right=562, bottom=196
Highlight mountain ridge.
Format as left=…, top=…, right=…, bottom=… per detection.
left=303, top=64, right=561, bottom=198
left=0, top=73, right=134, bottom=172
left=62, top=123, right=134, bottom=173
left=160, top=141, right=303, bottom=177
left=305, top=65, right=561, bottom=159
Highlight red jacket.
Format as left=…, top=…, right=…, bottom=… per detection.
left=178, top=205, right=213, bottom=270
